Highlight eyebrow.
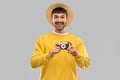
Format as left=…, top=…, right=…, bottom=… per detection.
left=53, top=14, right=66, bottom=16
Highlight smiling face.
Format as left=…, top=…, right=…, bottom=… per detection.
left=52, top=13, right=67, bottom=32
left=51, top=7, right=68, bottom=33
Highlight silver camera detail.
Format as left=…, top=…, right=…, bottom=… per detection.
left=58, top=42, right=69, bottom=49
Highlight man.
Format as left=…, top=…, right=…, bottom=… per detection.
left=30, top=3, right=90, bottom=80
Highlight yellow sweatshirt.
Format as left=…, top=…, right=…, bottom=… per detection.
left=30, top=31, right=90, bottom=80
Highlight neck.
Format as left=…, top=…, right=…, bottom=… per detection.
left=54, top=29, right=66, bottom=34
left=52, top=30, right=68, bottom=35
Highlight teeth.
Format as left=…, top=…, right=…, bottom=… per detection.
left=57, top=23, right=62, bottom=24
left=57, top=24, right=61, bottom=25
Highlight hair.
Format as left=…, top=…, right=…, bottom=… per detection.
left=51, top=7, right=68, bottom=16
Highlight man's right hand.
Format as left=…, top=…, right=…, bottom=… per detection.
left=49, top=43, right=61, bottom=57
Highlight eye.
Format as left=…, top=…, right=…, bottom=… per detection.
left=61, top=15, right=66, bottom=19
left=54, top=16, right=58, bottom=18
left=61, top=16, right=65, bottom=18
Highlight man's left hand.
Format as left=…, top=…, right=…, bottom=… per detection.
left=67, top=42, right=78, bottom=56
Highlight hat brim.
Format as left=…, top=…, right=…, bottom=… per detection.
left=46, top=3, right=73, bottom=26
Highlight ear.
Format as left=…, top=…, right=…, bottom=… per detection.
left=52, top=15, right=55, bottom=23
left=64, top=16, right=67, bottom=23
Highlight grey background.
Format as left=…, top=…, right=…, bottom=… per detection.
left=0, top=0, right=120, bottom=80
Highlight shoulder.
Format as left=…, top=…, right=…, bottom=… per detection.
left=38, top=32, right=51, bottom=38
left=68, top=32, right=83, bottom=41
left=36, top=32, right=52, bottom=41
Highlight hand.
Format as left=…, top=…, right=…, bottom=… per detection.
left=49, top=43, right=61, bottom=57
left=67, top=42, right=78, bottom=56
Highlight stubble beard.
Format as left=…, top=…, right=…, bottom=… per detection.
left=55, top=22, right=65, bottom=31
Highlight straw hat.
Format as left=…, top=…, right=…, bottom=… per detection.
left=46, top=3, right=73, bottom=26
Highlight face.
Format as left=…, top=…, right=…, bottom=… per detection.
left=52, top=13, right=67, bottom=31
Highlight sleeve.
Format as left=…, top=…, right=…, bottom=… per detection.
left=30, top=36, right=52, bottom=68
left=74, top=39, right=90, bottom=69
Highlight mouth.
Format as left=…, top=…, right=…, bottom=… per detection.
left=55, top=22, right=64, bottom=25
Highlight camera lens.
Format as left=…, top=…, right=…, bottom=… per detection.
left=61, top=44, right=66, bottom=49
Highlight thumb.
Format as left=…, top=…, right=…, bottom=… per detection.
left=55, top=43, right=61, bottom=47
left=68, top=41, right=72, bottom=46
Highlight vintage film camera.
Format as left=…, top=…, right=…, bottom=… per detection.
left=58, top=42, right=69, bottom=49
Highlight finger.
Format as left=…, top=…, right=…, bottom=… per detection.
left=69, top=49, right=73, bottom=53
left=55, top=43, right=61, bottom=47
left=68, top=42, right=73, bottom=46
left=67, top=48, right=71, bottom=52
left=56, top=47, right=61, bottom=50
left=67, top=46, right=73, bottom=51
left=67, top=46, right=71, bottom=51
left=67, top=47, right=70, bottom=51
left=55, top=48, right=61, bottom=53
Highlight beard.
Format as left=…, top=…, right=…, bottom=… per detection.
left=54, top=22, right=65, bottom=31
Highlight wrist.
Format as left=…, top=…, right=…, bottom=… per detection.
left=49, top=51, right=55, bottom=57
left=73, top=52, right=79, bottom=56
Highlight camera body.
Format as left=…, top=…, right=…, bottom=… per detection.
left=58, top=42, right=69, bottom=49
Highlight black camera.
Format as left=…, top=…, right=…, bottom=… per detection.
left=58, top=42, right=69, bottom=49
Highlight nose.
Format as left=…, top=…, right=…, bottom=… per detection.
left=58, top=18, right=61, bottom=22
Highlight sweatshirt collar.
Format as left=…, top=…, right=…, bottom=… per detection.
left=52, top=30, right=69, bottom=35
